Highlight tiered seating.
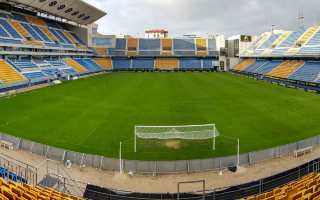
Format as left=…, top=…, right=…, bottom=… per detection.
left=254, top=60, right=282, bottom=75
left=8, top=59, right=38, bottom=71
left=0, top=19, right=23, bottom=40
left=243, top=60, right=269, bottom=73
left=295, top=26, right=319, bottom=46
left=74, top=58, right=101, bottom=72
left=233, top=59, right=255, bottom=71
left=0, top=177, right=83, bottom=200
left=63, top=31, right=84, bottom=47
left=289, top=61, right=320, bottom=82
left=31, top=25, right=52, bottom=43
left=277, top=28, right=306, bottom=48
left=127, top=38, right=138, bottom=56
left=131, top=58, right=154, bottom=70
left=64, top=58, right=87, bottom=74
left=161, top=38, right=173, bottom=56
left=10, top=21, right=43, bottom=46
left=300, top=46, right=320, bottom=55
left=139, top=39, right=161, bottom=56
left=23, top=71, right=48, bottom=83
left=254, top=34, right=272, bottom=49
left=10, top=21, right=29, bottom=38
left=306, top=29, right=320, bottom=46
left=267, top=60, right=304, bottom=78
left=208, top=39, right=217, bottom=56
left=155, top=58, right=179, bottom=70
left=0, top=60, right=25, bottom=84
left=180, top=58, right=202, bottom=69
left=40, top=27, right=58, bottom=43
left=196, top=38, right=208, bottom=56
left=108, top=39, right=126, bottom=56
left=25, top=15, right=46, bottom=27
left=173, top=39, right=196, bottom=56
left=93, top=48, right=107, bottom=56
left=271, top=32, right=290, bottom=48
left=243, top=173, right=320, bottom=200
left=46, top=59, right=77, bottom=76
left=259, top=34, right=281, bottom=49
left=94, top=58, right=113, bottom=70
left=112, top=58, right=131, bottom=70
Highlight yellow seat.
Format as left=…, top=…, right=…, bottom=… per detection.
left=64, top=58, right=87, bottom=73
left=155, top=58, right=179, bottom=70
left=234, top=59, right=255, bottom=71
left=267, top=60, right=304, bottom=78
left=94, top=58, right=112, bottom=70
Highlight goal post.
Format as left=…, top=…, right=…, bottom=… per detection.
left=134, top=124, right=219, bottom=153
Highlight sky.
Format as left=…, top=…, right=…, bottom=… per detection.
left=83, top=0, right=320, bottom=37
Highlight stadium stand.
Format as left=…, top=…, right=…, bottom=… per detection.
left=0, top=59, right=26, bottom=84
left=196, top=38, right=208, bottom=56
left=83, top=158, right=320, bottom=200
left=0, top=177, right=83, bottom=200
left=108, top=38, right=127, bottom=56
left=161, top=38, right=173, bottom=55
left=64, top=58, right=87, bottom=74
left=155, top=58, right=179, bottom=70
left=271, top=31, right=291, bottom=48
left=267, top=60, right=304, bottom=78
left=173, top=39, right=196, bottom=56
left=132, top=58, right=154, bottom=70
left=74, top=58, right=102, bottom=72
left=233, top=59, right=255, bottom=71
left=127, top=38, right=138, bottom=56
left=289, top=61, right=320, bottom=82
left=94, top=58, right=113, bottom=70
left=243, top=173, right=320, bottom=200
left=180, top=58, right=202, bottom=70
left=139, top=39, right=161, bottom=56
left=112, top=58, right=131, bottom=70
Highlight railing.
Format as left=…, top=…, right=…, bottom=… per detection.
left=0, top=153, right=37, bottom=185
left=83, top=159, right=320, bottom=200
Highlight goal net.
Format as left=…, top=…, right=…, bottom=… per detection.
left=134, top=124, right=219, bottom=152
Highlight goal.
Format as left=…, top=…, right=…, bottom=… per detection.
left=134, top=124, right=219, bottom=152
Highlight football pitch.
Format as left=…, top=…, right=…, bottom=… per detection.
left=0, top=72, right=320, bottom=160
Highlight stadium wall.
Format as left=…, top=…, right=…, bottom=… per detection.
left=0, top=132, right=319, bottom=174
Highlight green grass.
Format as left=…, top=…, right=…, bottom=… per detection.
left=0, top=72, right=320, bottom=160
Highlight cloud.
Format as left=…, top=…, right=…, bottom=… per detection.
left=83, top=0, right=320, bottom=37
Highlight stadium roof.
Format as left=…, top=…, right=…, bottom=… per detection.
left=6, top=0, right=106, bottom=25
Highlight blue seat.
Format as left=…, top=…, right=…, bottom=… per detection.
left=0, top=25, right=10, bottom=38
left=173, top=39, right=195, bottom=50
left=180, top=58, right=202, bottom=69
left=278, top=28, right=305, bottom=48
left=254, top=61, right=282, bottom=75
left=31, top=25, right=51, bottom=42
left=0, top=19, right=22, bottom=39
left=244, top=60, right=269, bottom=73
left=289, top=61, right=320, bottom=82
left=112, top=58, right=131, bottom=70
left=55, top=30, right=72, bottom=44
left=74, top=58, right=102, bottom=72
left=0, top=38, right=22, bottom=44
left=21, top=23, right=42, bottom=41
left=23, top=71, right=47, bottom=82
left=49, top=29, right=67, bottom=43
left=132, top=58, right=154, bottom=69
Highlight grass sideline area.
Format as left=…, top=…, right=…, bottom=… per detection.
left=0, top=72, right=320, bottom=160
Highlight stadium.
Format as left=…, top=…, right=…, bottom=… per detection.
left=0, top=0, right=319, bottom=199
